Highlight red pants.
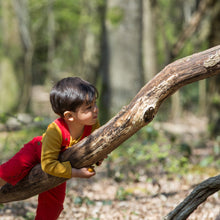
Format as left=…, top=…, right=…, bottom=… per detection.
left=0, top=137, right=66, bottom=220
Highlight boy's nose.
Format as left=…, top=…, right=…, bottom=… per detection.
left=94, top=104, right=98, bottom=113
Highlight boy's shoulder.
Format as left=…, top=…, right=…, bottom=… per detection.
left=45, top=118, right=67, bottom=137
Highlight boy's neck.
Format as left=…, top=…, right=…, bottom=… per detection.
left=64, top=119, right=84, bottom=140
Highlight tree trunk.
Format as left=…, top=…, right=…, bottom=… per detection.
left=106, top=0, right=143, bottom=115
left=171, top=91, right=181, bottom=120
left=0, top=1, right=21, bottom=112
left=47, top=0, right=55, bottom=77
left=0, top=45, right=220, bottom=203
left=12, top=0, right=33, bottom=112
left=170, top=0, right=216, bottom=119
left=198, top=79, right=207, bottom=115
left=79, top=0, right=103, bottom=85
left=207, top=0, right=220, bottom=136
left=142, top=0, right=157, bottom=82
left=171, top=0, right=214, bottom=58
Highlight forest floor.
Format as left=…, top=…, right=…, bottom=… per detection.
left=0, top=113, right=219, bottom=220
left=0, top=170, right=219, bottom=220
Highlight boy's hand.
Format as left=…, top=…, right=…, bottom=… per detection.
left=71, top=167, right=95, bottom=178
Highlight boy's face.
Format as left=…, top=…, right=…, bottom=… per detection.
left=73, top=99, right=98, bottom=126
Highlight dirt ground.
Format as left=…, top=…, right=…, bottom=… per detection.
left=0, top=169, right=219, bottom=220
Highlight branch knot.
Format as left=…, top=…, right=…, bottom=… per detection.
left=144, top=106, right=155, bottom=123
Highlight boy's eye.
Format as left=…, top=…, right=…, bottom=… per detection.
left=85, top=101, right=96, bottom=110
left=86, top=105, right=92, bottom=109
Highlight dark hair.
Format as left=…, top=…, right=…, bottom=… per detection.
left=50, top=77, right=98, bottom=116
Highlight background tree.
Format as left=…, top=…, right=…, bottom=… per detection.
left=208, top=0, right=220, bottom=137
left=0, top=1, right=20, bottom=113
left=12, top=0, right=33, bottom=112
left=142, top=0, right=157, bottom=82
left=104, top=0, right=143, bottom=116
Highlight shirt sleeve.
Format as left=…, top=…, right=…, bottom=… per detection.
left=41, top=122, right=72, bottom=179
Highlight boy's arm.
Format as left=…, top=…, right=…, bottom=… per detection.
left=41, top=120, right=101, bottom=179
left=41, top=122, right=72, bottom=179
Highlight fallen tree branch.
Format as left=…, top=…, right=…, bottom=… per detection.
left=164, top=174, right=220, bottom=220
left=0, top=45, right=220, bottom=203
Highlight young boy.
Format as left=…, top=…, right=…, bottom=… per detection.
left=0, top=77, right=102, bottom=219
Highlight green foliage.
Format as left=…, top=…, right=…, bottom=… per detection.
left=107, top=7, right=124, bottom=27
left=73, top=195, right=112, bottom=208
left=165, top=156, right=189, bottom=175
left=109, top=119, right=220, bottom=181
left=211, top=93, right=220, bottom=106
left=0, top=113, right=8, bottom=124
left=0, top=58, right=19, bottom=112
left=115, top=186, right=132, bottom=201
left=198, top=137, right=220, bottom=169
left=0, top=115, right=47, bottom=161
left=27, top=0, right=104, bottom=83
left=199, top=156, right=214, bottom=167
left=180, top=83, right=199, bottom=111
left=73, top=196, right=84, bottom=206
left=156, top=3, right=211, bottom=117
left=25, top=211, right=35, bottom=220
left=213, top=137, right=220, bottom=156
left=109, top=124, right=192, bottom=180
left=54, top=1, right=81, bottom=32
left=156, top=0, right=184, bottom=67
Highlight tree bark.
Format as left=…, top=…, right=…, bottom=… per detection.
left=12, top=0, right=33, bottom=112
left=164, top=174, right=220, bottom=220
left=0, top=45, right=220, bottom=203
left=106, top=0, right=143, bottom=114
left=47, top=0, right=55, bottom=77
left=142, top=0, right=157, bottom=82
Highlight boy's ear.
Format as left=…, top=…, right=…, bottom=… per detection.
left=63, top=111, right=75, bottom=121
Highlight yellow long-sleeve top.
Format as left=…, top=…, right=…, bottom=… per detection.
left=41, top=120, right=100, bottom=179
